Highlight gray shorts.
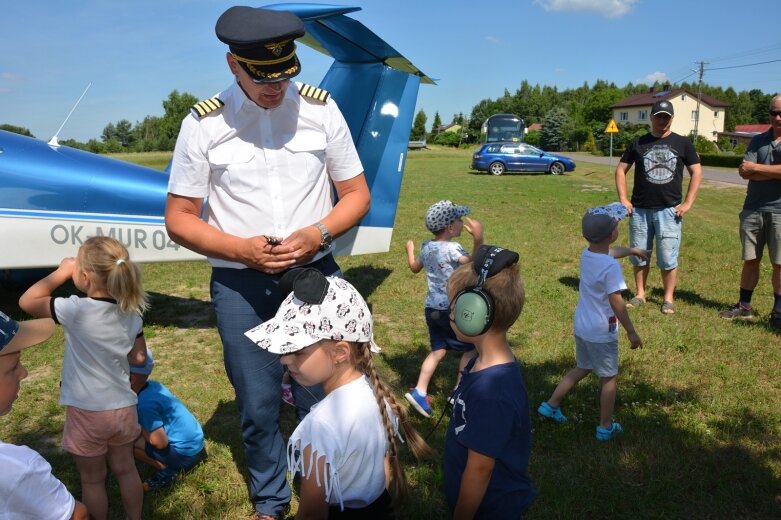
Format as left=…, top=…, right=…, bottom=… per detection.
left=740, top=210, right=781, bottom=264
left=575, top=335, right=618, bottom=378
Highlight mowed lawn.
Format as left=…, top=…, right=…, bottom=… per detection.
left=2, top=147, right=780, bottom=519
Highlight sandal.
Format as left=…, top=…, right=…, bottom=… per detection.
left=626, top=297, right=645, bottom=309
left=661, top=301, right=676, bottom=315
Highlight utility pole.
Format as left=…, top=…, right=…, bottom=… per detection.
left=693, top=60, right=707, bottom=143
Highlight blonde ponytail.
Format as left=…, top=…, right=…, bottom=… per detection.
left=78, top=237, right=148, bottom=315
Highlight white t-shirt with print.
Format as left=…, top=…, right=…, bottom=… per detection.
left=420, top=240, right=468, bottom=310
left=574, top=248, right=627, bottom=343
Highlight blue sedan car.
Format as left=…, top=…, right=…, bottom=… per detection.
left=471, top=143, right=576, bottom=175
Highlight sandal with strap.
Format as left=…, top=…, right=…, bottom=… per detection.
left=661, top=301, right=676, bottom=315
left=626, top=297, right=645, bottom=309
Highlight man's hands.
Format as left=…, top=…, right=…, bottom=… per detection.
left=239, top=226, right=323, bottom=274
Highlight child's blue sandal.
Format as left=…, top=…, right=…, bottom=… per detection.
left=537, top=401, right=567, bottom=423
left=595, top=422, right=623, bottom=441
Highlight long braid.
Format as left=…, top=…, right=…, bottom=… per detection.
left=354, top=342, right=433, bottom=510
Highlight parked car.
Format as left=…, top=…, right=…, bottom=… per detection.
left=471, top=142, right=576, bottom=175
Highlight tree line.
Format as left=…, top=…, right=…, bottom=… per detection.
left=1, top=90, right=198, bottom=153
left=2, top=80, right=774, bottom=155
left=411, top=79, right=775, bottom=153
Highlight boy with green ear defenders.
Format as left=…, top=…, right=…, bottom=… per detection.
left=443, top=245, right=536, bottom=518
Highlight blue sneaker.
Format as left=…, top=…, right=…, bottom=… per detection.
left=537, top=401, right=567, bottom=423
left=405, top=388, right=432, bottom=418
left=596, top=422, right=623, bottom=441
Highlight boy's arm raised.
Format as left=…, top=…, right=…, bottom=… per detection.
left=462, top=217, right=484, bottom=262
left=608, top=292, right=642, bottom=349
left=453, top=448, right=495, bottom=519
left=19, top=258, right=76, bottom=319
left=405, top=240, right=423, bottom=273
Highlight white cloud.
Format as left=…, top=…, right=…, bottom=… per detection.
left=485, top=36, right=500, bottom=45
left=534, top=0, right=638, bottom=18
left=639, top=71, right=670, bottom=84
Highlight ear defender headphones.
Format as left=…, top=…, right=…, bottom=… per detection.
left=451, top=245, right=519, bottom=337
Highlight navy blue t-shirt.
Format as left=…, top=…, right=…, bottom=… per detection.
left=444, top=357, right=536, bottom=518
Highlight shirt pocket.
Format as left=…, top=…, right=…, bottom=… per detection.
left=208, top=141, right=257, bottom=193
left=283, top=131, right=326, bottom=181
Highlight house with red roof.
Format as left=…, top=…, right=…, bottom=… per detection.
left=611, top=86, right=729, bottom=142
left=717, top=124, right=771, bottom=148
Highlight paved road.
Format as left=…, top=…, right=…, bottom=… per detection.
left=559, top=152, right=747, bottom=187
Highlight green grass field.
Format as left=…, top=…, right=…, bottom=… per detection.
left=3, top=147, right=780, bottom=519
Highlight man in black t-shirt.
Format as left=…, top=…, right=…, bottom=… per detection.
left=615, top=99, right=702, bottom=315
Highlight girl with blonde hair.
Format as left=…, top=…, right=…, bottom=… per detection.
left=20, top=236, right=148, bottom=520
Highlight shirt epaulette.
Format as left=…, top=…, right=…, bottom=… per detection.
left=299, top=83, right=330, bottom=103
left=190, top=97, right=225, bottom=118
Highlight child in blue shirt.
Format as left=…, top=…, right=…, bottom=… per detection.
left=130, top=349, right=205, bottom=492
left=444, top=245, right=536, bottom=518
left=405, top=200, right=483, bottom=417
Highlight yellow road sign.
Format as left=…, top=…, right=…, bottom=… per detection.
left=605, top=119, right=619, bottom=133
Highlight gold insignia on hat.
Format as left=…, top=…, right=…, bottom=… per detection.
left=265, top=39, right=290, bottom=57
left=190, top=97, right=225, bottom=118
left=231, top=45, right=297, bottom=66
left=299, top=83, right=330, bottom=103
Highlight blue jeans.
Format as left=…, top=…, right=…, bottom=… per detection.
left=629, top=207, right=681, bottom=270
left=210, top=257, right=337, bottom=516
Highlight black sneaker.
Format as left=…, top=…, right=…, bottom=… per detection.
left=143, top=471, right=176, bottom=492
left=770, top=311, right=781, bottom=330
left=718, top=303, right=754, bottom=320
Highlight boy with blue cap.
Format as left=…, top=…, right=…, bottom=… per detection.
left=130, top=349, right=205, bottom=492
left=538, top=203, right=645, bottom=440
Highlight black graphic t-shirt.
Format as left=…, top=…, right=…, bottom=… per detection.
left=621, top=132, right=700, bottom=209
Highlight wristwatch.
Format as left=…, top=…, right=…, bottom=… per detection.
left=314, top=222, right=332, bottom=251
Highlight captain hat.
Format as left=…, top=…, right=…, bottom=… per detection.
left=216, top=6, right=305, bottom=83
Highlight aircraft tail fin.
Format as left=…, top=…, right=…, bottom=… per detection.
left=265, top=3, right=435, bottom=255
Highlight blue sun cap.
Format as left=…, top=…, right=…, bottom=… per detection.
left=582, top=202, right=627, bottom=243
left=425, top=200, right=470, bottom=232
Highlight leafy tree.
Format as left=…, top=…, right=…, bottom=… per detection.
left=101, top=122, right=116, bottom=143
left=431, top=112, right=442, bottom=134
left=432, top=131, right=460, bottom=147
left=524, top=130, right=540, bottom=146
left=540, top=107, right=568, bottom=151
left=159, top=90, right=199, bottom=150
left=86, top=139, right=105, bottom=154
left=0, top=124, right=34, bottom=137
left=133, top=115, right=162, bottom=152
left=689, top=133, right=718, bottom=154
left=583, top=132, right=597, bottom=153
left=114, top=119, right=134, bottom=148
left=749, top=89, right=773, bottom=123
left=410, top=110, right=427, bottom=141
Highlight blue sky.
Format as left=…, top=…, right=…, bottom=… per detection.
left=2, top=0, right=779, bottom=142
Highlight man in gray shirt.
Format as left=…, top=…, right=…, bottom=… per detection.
left=719, top=94, right=781, bottom=328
